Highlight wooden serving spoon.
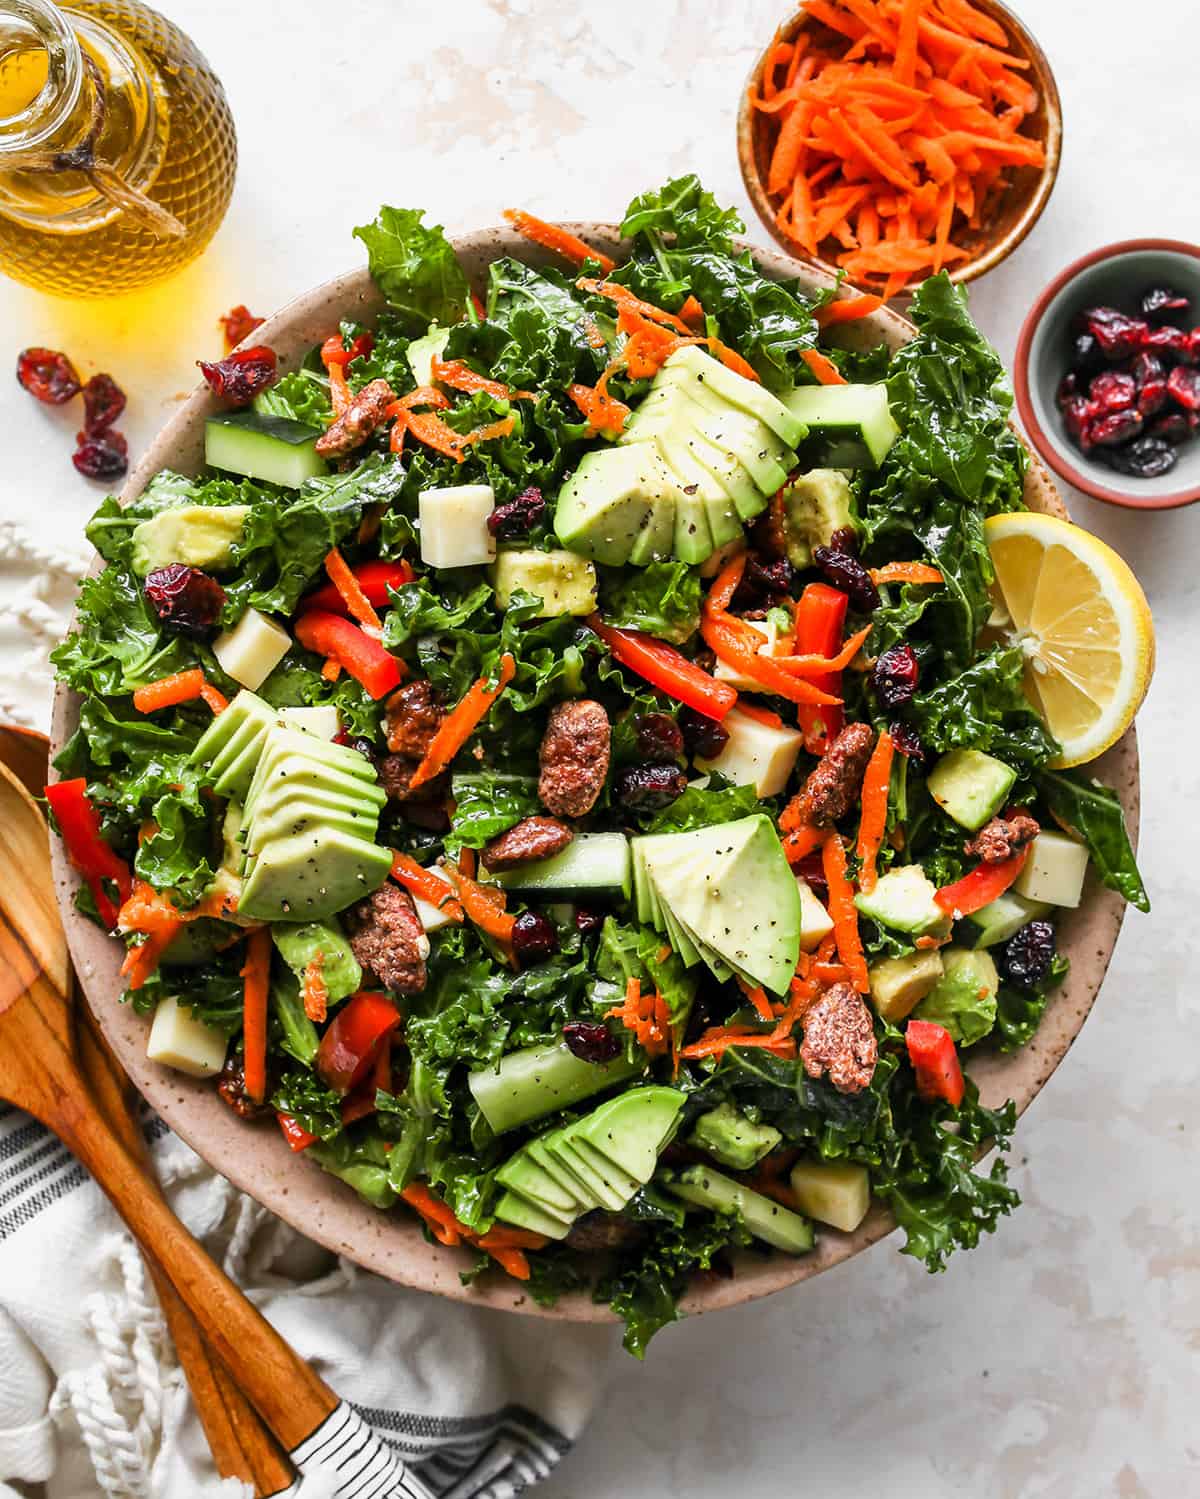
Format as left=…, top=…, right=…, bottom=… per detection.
left=0, top=758, right=433, bottom=1499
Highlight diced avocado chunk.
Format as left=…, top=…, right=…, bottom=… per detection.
left=662, top=1164, right=814, bottom=1254
left=966, top=890, right=1052, bottom=948
left=789, top=1159, right=870, bottom=1233
left=783, top=383, right=899, bottom=468
left=869, top=948, right=945, bottom=1023
left=272, top=919, right=363, bottom=1003
left=666, top=346, right=806, bottom=447
left=914, top=946, right=998, bottom=1046
left=780, top=469, right=856, bottom=569
left=468, top=1039, right=643, bottom=1135
left=406, top=326, right=450, bottom=388
left=554, top=443, right=680, bottom=566
left=926, top=749, right=1018, bottom=832
left=205, top=412, right=328, bottom=488
left=131, top=504, right=251, bottom=576
left=689, top=1102, right=782, bottom=1172
left=854, top=863, right=949, bottom=936
left=490, top=548, right=598, bottom=617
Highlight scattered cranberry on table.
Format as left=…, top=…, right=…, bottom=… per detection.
left=1057, top=287, right=1198, bottom=478
left=16, top=347, right=130, bottom=480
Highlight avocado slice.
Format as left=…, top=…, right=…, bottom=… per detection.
left=913, top=946, right=999, bottom=1046
left=654, top=434, right=743, bottom=549
left=237, top=828, right=391, bottom=922
left=670, top=425, right=767, bottom=524
left=671, top=481, right=714, bottom=565
left=272, top=918, right=363, bottom=1003
left=244, top=741, right=384, bottom=827
left=191, top=689, right=273, bottom=773
left=573, top=1087, right=687, bottom=1181
left=131, top=504, right=252, bottom=577
left=492, top=1189, right=574, bottom=1241
left=651, top=366, right=796, bottom=494
left=502, top=1137, right=587, bottom=1217
left=244, top=797, right=384, bottom=857
left=553, top=443, right=680, bottom=566
left=666, top=346, right=806, bottom=447
left=626, top=499, right=677, bottom=567
left=854, top=863, right=949, bottom=937
left=662, top=1164, right=814, bottom=1254
left=966, top=890, right=1052, bottom=949
left=689, top=1102, right=782, bottom=1172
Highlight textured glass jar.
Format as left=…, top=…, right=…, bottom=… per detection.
left=0, top=0, right=236, bottom=296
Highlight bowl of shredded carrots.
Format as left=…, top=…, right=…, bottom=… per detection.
left=738, top=0, right=1062, bottom=299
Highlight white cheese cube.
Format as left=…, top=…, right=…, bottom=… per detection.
left=411, top=864, right=459, bottom=933
left=213, top=608, right=291, bottom=691
left=418, top=484, right=496, bottom=569
left=796, top=877, right=834, bottom=951
left=146, top=994, right=228, bottom=1078
left=789, top=1160, right=870, bottom=1232
left=277, top=705, right=340, bottom=740
left=713, top=618, right=782, bottom=692
left=1014, top=831, right=1090, bottom=908
left=695, top=707, right=804, bottom=798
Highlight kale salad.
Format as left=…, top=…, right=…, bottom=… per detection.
left=50, top=177, right=1148, bottom=1357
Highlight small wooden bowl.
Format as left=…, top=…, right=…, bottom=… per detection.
left=737, top=0, right=1063, bottom=290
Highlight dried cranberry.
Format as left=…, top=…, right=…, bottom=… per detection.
left=72, top=431, right=128, bottom=480
left=679, top=705, right=729, bottom=760
left=143, top=564, right=227, bottom=636
left=1079, top=307, right=1148, bottom=360
left=871, top=643, right=919, bottom=708
left=81, top=372, right=126, bottom=433
left=614, top=764, right=688, bottom=811
left=198, top=345, right=278, bottom=406
left=1141, top=325, right=1191, bottom=360
left=1106, top=437, right=1178, bottom=479
left=1088, top=409, right=1143, bottom=447
left=744, top=555, right=794, bottom=599
left=792, top=853, right=827, bottom=900
left=1149, top=412, right=1193, bottom=444
left=1062, top=395, right=1095, bottom=446
left=1141, top=286, right=1191, bottom=326
left=1132, top=355, right=1169, bottom=418
left=1070, top=332, right=1103, bottom=377
left=487, top=485, right=545, bottom=539
left=998, top=919, right=1056, bottom=989
left=1088, top=371, right=1136, bottom=412
left=17, top=346, right=81, bottom=404
left=812, top=546, right=880, bottom=613
left=512, top=909, right=559, bottom=964
left=219, top=304, right=265, bottom=350
left=1167, top=365, right=1200, bottom=411
left=349, top=736, right=380, bottom=767
left=827, top=526, right=860, bottom=556
left=574, top=907, right=604, bottom=937
left=1137, top=380, right=1169, bottom=419
left=889, top=719, right=927, bottom=769
left=634, top=712, right=684, bottom=764
left=1055, top=371, right=1078, bottom=408
left=562, top=1020, right=621, bottom=1063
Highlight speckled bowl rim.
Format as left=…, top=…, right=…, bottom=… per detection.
left=736, top=0, right=1063, bottom=288
left=49, top=224, right=1138, bottom=1323
left=1013, top=237, right=1200, bottom=509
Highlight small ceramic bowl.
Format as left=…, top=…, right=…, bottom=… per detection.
left=1014, top=239, right=1200, bottom=509
left=737, top=0, right=1062, bottom=289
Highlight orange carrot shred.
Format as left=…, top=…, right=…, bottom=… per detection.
left=503, top=210, right=614, bottom=273
left=133, top=669, right=226, bottom=716
left=822, top=834, right=869, bottom=994
left=324, top=546, right=382, bottom=634
left=815, top=292, right=884, bottom=326
left=302, top=950, right=328, bottom=1024
left=869, top=561, right=944, bottom=585
left=855, top=730, right=894, bottom=893
left=409, top=653, right=515, bottom=791
left=800, top=349, right=849, bottom=385
left=737, top=977, right=776, bottom=1024
left=390, top=852, right=465, bottom=923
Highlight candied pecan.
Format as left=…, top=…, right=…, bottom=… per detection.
left=314, top=378, right=396, bottom=457
left=793, top=722, right=875, bottom=826
left=216, top=1054, right=272, bottom=1120
left=481, top=815, right=573, bottom=871
left=378, top=752, right=446, bottom=808
left=964, top=811, right=1040, bottom=864
left=384, top=679, right=444, bottom=759
left=346, top=884, right=428, bottom=995
left=538, top=699, right=611, bottom=818
left=799, top=981, right=877, bottom=1095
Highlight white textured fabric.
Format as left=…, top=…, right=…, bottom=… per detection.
left=0, top=538, right=616, bottom=1498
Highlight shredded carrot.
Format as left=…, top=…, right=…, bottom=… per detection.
left=504, top=210, right=615, bottom=273
left=815, top=292, right=884, bottom=327
left=605, top=976, right=674, bottom=1064
left=389, top=402, right=515, bottom=465
left=327, top=359, right=350, bottom=418
left=409, top=653, right=515, bottom=791
left=448, top=866, right=516, bottom=951
left=302, top=950, right=328, bottom=1024
left=774, top=624, right=872, bottom=676
left=576, top=277, right=692, bottom=334
left=680, top=1027, right=797, bottom=1061
left=869, top=561, right=944, bottom=586
left=324, top=547, right=382, bottom=634
left=679, top=294, right=706, bottom=328
left=399, top=386, right=452, bottom=411
left=737, top=976, right=776, bottom=1024
left=800, top=348, right=849, bottom=385
left=133, top=669, right=225, bottom=716
left=855, top=730, right=894, bottom=893
left=707, top=339, right=762, bottom=383
left=735, top=702, right=785, bottom=729
left=390, top=851, right=465, bottom=922
left=701, top=606, right=843, bottom=709
left=568, top=380, right=631, bottom=436
left=656, top=944, right=673, bottom=964
left=431, top=355, right=532, bottom=403
left=240, top=928, right=272, bottom=1105
left=822, top=834, right=869, bottom=994
left=117, top=881, right=183, bottom=991
left=321, top=656, right=343, bottom=683
left=782, top=824, right=830, bottom=864
left=400, top=1183, right=463, bottom=1246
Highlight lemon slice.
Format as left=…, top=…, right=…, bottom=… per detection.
left=984, top=512, right=1154, bottom=768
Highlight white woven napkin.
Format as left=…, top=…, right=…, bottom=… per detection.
left=0, top=526, right=614, bottom=1499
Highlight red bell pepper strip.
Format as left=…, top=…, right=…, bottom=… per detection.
left=320, top=330, right=375, bottom=369
left=791, top=583, right=848, bottom=753
left=276, top=1112, right=318, bottom=1152
left=905, top=1018, right=965, bottom=1106
left=588, top=615, right=737, bottom=720
left=301, top=560, right=416, bottom=615
left=315, top=991, right=402, bottom=1096
left=934, top=847, right=1030, bottom=917
left=44, top=778, right=132, bottom=929
left=340, top=1033, right=393, bottom=1125
left=293, top=610, right=403, bottom=700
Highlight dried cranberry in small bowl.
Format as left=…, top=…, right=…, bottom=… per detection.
left=1088, top=371, right=1135, bottom=413
left=1061, top=395, right=1093, bottom=445
left=72, top=431, right=128, bottom=481
left=1149, top=412, right=1193, bottom=444
left=81, top=373, right=126, bottom=433
left=512, top=910, right=559, bottom=964
left=17, top=347, right=81, bottom=404
left=1055, top=371, right=1078, bottom=408
left=1078, top=307, right=1147, bottom=360
left=1106, top=437, right=1178, bottom=479
left=1141, top=286, right=1191, bottom=326
left=634, top=712, right=684, bottom=764
left=679, top=705, right=729, bottom=761
left=198, top=345, right=277, bottom=406
left=143, top=565, right=227, bottom=636
left=1088, top=409, right=1143, bottom=448
left=871, top=643, right=919, bottom=709
left=562, top=1021, right=621, bottom=1064
left=1167, top=365, right=1200, bottom=412
left=1070, top=332, right=1103, bottom=377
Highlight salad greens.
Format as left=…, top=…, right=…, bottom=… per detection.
left=50, top=177, right=1147, bottom=1359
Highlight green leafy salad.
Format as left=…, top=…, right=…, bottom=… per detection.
left=50, top=177, right=1148, bottom=1357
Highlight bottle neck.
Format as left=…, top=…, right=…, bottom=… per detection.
left=0, top=0, right=86, bottom=158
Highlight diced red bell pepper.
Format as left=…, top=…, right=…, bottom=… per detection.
left=300, top=559, right=416, bottom=615
left=315, top=991, right=401, bottom=1096
left=293, top=610, right=403, bottom=700
left=934, top=848, right=1030, bottom=917
left=588, top=614, right=737, bottom=720
left=905, top=1018, right=965, bottom=1106
left=276, top=1112, right=318, bottom=1152
left=791, top=583, right=847, bottom=753
left=44, top=778, right=133, bottom=929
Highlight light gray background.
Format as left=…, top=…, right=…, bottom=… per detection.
left=0, top=3, right=1195, bottom=1494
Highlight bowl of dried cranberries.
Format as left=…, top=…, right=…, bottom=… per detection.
left=1014, top=239, right=1200, bottom=509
